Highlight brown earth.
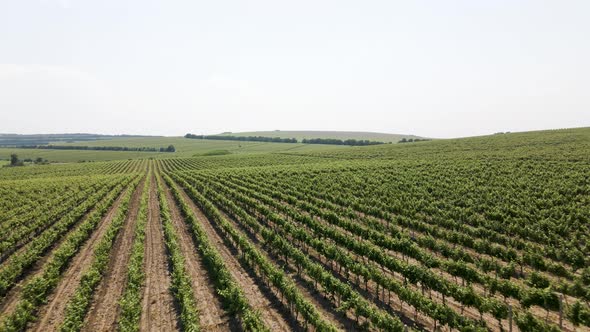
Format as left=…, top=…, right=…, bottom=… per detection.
left=139, top=175, right=179, bottom=332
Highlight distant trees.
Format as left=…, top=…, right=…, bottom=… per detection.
left=185, top=134, right=297, bottom=144
left=398, top=138, right=431, bottom=143
left=7, top=154, right=24, bottom=166
left=301, top=138, right=385, bottom=146
left=160, top=145, right=176, bottom=152
left=5, top=154, right=48, bottom=167
left=185, top=133, right=386, bottom=146
left=17, top=145, right=175, bottom=153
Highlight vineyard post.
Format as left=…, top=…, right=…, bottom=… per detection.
left=559, top=294, right=563, bottom=329
left=508, top=304, right=512, bottom=332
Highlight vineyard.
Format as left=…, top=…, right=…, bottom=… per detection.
left=0, top=128, right=588, bottom=331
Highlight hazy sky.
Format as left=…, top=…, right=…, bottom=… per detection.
left=1, top=1, right=589, bottom=138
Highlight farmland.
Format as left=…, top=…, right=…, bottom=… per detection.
left=0, top=137, right=349, bottom=163
left=0, top=128, right=588, bottom=331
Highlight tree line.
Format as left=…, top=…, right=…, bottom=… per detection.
left=301, top=138, right=386, bottom=146
left=185, top=133, right=297, bottom=143
left=184, top=133, right=387, bottom=146
left=17, top=145, right=176, bottom=152
left=4, top=154, right=47, bottom=167
left=398, top=138, right=431, bottom=143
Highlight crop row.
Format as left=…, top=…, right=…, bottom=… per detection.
left=155, top=175, right=200, bottom=331
left=0, top=176, right=129, bottom=298
left=118, top=171, right=151, bottom=331
left=0, top=174, right=139, bottom=331
left=59, top=176, right=142, bottom=330
left=174, top=168, right=586, bottom=331
left=172, top=171, right=409, bottom=331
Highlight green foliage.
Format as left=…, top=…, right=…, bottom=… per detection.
left=10, top=154, right=19, bottom=166
left=515, top=311, right=560, bottom=332
left=186, top=133, right=297, bottom=144
left=199, top=149, right=232, bottom=156
left=18, top=145, right=174, bottom=152
left=155, top=176, right=200, bottom=332
left=301, top=138, right=385, bottom=146
left=568, top=301, right=590, bottom=327
left=118, top=174, right=151, bottom=332
left=526, top=271, right=551, bottom=289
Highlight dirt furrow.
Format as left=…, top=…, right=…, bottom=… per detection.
left=80, top=178, right=145, bottom=332
left=177, top=187, right=292, bottom=332
left=161, top=179, right=231, bottom=331
left=31, top=187, right=131, bottom=332
left=139, top=176, right=179, bottom=332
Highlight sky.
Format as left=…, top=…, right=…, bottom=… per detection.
left=1, top=0, right=589, bottom=138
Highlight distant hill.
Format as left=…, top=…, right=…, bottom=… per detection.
left=216, top=131, right=423, bottom=143
left=0, top=133, right=158, bottom=146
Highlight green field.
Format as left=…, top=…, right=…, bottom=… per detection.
left=217, top=130, right=423, bottom=142
left=0, top=127, right=589, bottom=331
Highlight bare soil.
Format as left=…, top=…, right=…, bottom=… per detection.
left=139, top=176, right=179, bottom=332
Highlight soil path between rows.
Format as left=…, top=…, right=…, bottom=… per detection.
left=139, top=175, right=179, bottom=332
left=175, top=184, right=293, bottom=332
left=81, top=177, right=145, bottom=332
left=31, top=184, right=133, bottom=332
left=160, top=178, right=232, bottom=331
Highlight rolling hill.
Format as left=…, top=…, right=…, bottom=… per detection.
left=216, top=130, right=423, bottom=143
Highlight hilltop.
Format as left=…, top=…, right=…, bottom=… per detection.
left=216, top=130, right=423, bottom=143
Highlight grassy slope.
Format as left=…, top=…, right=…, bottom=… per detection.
left=285, top=127, right=590, bottom=162
left=217, top=130, right=422, bottom=142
